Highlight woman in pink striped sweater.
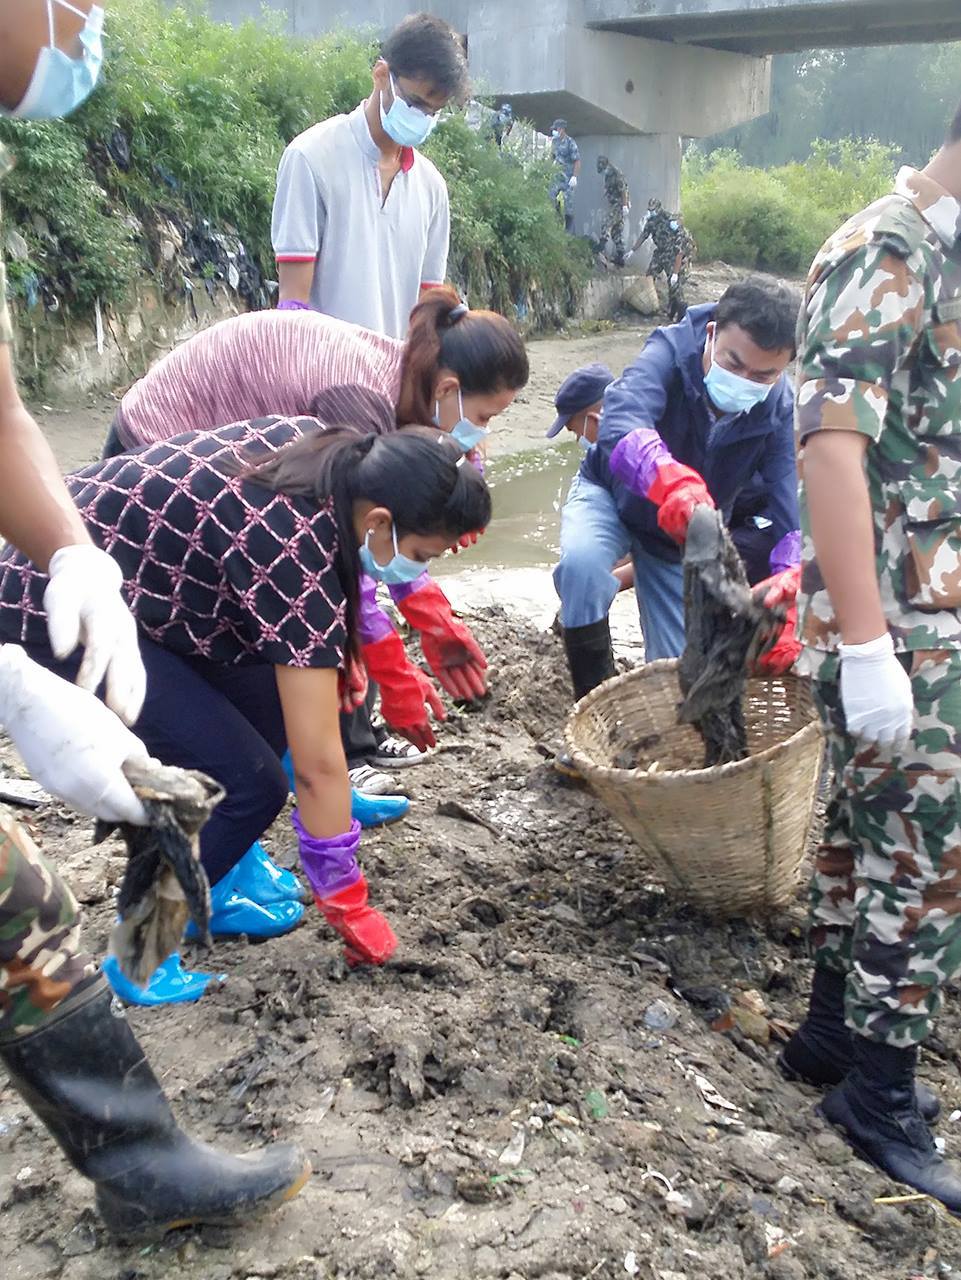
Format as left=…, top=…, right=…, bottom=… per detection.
left=102, top=288, right=528, bottom=887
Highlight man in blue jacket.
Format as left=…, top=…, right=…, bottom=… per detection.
left=554, top=275, right=802, bottom=700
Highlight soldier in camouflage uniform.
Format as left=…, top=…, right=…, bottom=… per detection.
left=768, top=108, right=961, bottom=1209
left=596, top=155, right=630, bottom=267
left=550, top=118, right=580, bottom=234
left=0, top=2, right=309, bottom=1236
left=628, top=200, right=696, bottom=318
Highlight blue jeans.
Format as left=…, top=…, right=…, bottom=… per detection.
left=553, top=473, right=685, bottom=661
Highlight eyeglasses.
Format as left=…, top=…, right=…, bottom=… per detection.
left=389, top=71, right=441, bottom=118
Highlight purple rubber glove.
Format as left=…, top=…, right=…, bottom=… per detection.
left=609, top=427, right=674, bottom=499
left=358, top=573, right=397, bottom=644
left=291, top=811, right=361, bottom=898
left=277, top=299, right=311, bottom=312
left=388, top=570, right=431, bottom=605
left=769, top=529, right=802, bottom=575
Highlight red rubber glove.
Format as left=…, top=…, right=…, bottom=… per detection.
left=449, top=529, right=484, bottom=554
left=362, top=631, right=444, bottom=751
left=752, top=564, right=802, bottom=675
left=647, top=461, right=715, bottom=544
left=396, top=580, right=488, bottom=701
left=315, top=874, right=397, bottom=967
left=755, top=563, right=801, bottom=610
left=338, top=656, right=369, bottom=714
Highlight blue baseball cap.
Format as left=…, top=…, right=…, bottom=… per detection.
left=546, top=363, right=616, bottom=438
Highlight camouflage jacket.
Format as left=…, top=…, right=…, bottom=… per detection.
left=0, top=144, right=12, bottom=345
left=603, top=164, right=628, bottom=208
left=796, top=166, right=961, bottom=660
left=552, top=134, right=579, bottom=181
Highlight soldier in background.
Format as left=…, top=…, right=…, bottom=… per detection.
left=627, top=199, right=695, bottom=318
left=550, top=118, right=580, bottom=233
left=596, top=155, right=630, bottom=267
left=767, top=98, right=961, bottom=1209
left=491, top=101, right=514, bottom=149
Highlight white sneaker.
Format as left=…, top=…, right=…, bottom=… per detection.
left=368, top=735, right=429, bottom=769
left=348, top=764, right=408, bottom=797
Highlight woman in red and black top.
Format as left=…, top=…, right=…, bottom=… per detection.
left=0, top=417, right=490, bottom=974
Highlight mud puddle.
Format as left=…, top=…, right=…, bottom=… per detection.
left=436, top=446, right=644, bottom=656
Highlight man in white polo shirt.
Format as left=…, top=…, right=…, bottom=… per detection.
left=271, top=13, right=467, bottom=339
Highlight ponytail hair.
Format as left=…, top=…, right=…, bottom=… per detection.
left=240, top=424, right=492, bottom=654
left=396, top=285, right=529, bottom=427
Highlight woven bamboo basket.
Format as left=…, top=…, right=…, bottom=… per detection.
left=565, top=660, right=824, bottom=915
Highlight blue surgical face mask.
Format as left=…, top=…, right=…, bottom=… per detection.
left=4, top=0, right=104, bottom=121
left=435, top=390, right=489, bottom=454
left=359, top=523, right=425, bottom=586
left=578, top=434, right=592, bottom=452
left=704, top=331, right=774, bottom=416
left=380, top=72, right=437, bottom=149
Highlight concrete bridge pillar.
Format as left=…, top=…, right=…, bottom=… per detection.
left=572, top=133, right=681, bottom=248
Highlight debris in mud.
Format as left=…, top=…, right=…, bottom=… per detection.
left=677, top=506, right=777, bottom=767
left=96, top=761, right=223, bottom=983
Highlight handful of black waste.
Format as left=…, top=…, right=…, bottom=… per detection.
left=94, top=761, right=224, bottom=985
left=678, top=506, right=783, bottom=767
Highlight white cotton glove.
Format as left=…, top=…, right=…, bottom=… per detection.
left=568, top=175, right=578, bottom=191
left=43, top=544, right=146, bottom=726
left=0, top=645, right=151, bottom=824
left=670, top=273, right=679, bottom=287
left=622, top=205, right=630, bottom=219
left=839, top=633, right=914, bottom=749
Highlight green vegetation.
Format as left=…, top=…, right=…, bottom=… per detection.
left=0, top=0, right=587, bottom=326
left=682, top=139, right=897, bottom=275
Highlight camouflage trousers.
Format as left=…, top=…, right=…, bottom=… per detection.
left=810, top=649, right=961, bottom=1048
left=0, top=806, right=94, bottom=1038
left=600, top=206, right=625, bottom=264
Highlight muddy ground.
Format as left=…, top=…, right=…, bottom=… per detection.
left=3, top=610, right=961, bottom=1280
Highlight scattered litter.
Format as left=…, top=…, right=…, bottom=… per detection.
left=643, top=998, right=679, bottom=1031
left=585, top=1089, right=609, bottom=1121
left=624, top=1251, right=640, bottom=1276
left=499, top=1127, right=526, bottom=1167
left=641, top=1167, right=674, bottom=1196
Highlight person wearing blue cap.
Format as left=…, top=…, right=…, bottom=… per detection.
left=552, top=276, right=802, bottom=705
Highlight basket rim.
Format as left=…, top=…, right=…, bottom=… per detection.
left=564, top=658, right=824, bottom=787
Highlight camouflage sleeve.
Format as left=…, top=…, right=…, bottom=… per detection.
left=796, top=242, right=924, bottom=445
left=0, top=258, right=12, bottom=346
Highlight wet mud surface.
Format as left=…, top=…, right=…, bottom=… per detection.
left=3, top=612, right=961, bottom=1280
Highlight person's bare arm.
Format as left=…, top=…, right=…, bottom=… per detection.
left=0, top=344, right=90, bottom=568
left=277, top=260, right=315, bottom=307
left=802, top=430, right=886, bottom=644
left=276, top=664, right=351, bottom=838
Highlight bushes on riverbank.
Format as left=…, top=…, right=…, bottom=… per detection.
left=682, top=139, right=897, bottom=274
left=0, top=0, right=587, bottom=326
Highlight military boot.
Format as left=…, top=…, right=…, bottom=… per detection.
left=820, top=1037, right=961, bottom=1214
left=780, top=968, right=940, bottom=1122
left=0, top=976, right=310, bottom=1239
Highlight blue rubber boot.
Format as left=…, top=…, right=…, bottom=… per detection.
left=103, top=952, right=225, bottom=1007
left=184, top=863, right=304, bottom=941
left=351, top=789, right=409, bottom=828
left=281, top=750, right=409, bottom=829
left=233, top=841, right=308, bottom=905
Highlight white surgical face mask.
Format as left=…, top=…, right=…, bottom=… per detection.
left=380, top=71, right=437, bottom=149
left=704, top=331, right=775, bottom=416
left=4, top=0, right=104, bottom=121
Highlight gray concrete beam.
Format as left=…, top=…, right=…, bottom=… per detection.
left=584, top=0, right=961, bottom=55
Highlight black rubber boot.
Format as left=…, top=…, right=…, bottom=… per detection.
left=779, top=968, right=940, bottom=1122
left=820, top=1037, right=961, bottom=1213
left=562, top=619, right=615, bottom=702
left=0, top=976, right=310, bottom=1240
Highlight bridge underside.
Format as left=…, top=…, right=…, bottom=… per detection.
left=586, top=0, right=961, bottom=55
